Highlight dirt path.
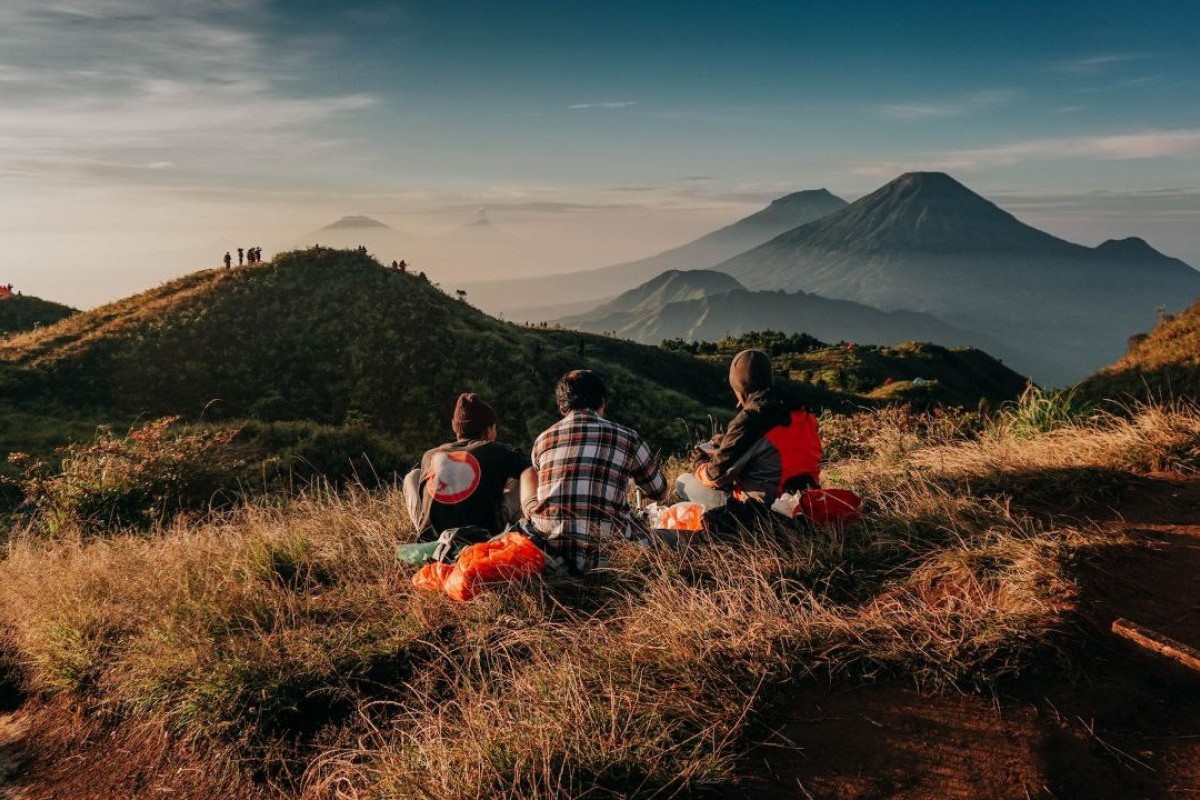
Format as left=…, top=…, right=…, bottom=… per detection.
left=721, top=474, right=1200, bottom=799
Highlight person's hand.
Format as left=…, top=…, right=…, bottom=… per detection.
left=689, top=440, right=716, bottom=469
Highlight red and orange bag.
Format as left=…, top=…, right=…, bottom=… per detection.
left=411, top=531, right=545, bottom=601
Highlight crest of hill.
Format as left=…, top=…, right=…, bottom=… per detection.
left=462, top=188, right=848, bottom=316
left=0, top=248, right=732, bottom=454
left=1076, top=296, right=1200, bottom=403
left=0, top=295, right=76, bottom=337
left=714, top=172, right=1200, bottom=386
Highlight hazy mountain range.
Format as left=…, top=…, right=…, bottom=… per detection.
left=704, top=173, right=1199, bottom=384
left=463, top=189, right=849, bottom=316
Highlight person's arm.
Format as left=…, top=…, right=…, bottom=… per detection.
left=629, top=439, right=669, bottom=503
left=501, top=443, right=533, bottom=480
left=519, top=467, right=539, bottom=518
left=698, top=410, right=758, bottom=489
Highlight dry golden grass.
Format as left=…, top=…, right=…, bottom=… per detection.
left=1, top=399, right=1194, bottom=798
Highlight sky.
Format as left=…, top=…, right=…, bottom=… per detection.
left=1, top=0, right=1198, bottom=307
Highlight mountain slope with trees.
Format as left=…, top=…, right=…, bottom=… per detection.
left=1077, top=296, right=1200, bottom=403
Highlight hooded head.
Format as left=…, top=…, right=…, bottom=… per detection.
left=728, top=349, right=773, bottom=403
left=451, top=392, right=498, bottom=439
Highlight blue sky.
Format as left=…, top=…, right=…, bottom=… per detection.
left=1, top=0, right=1198, bottom=306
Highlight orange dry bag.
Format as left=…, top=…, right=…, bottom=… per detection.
left=412, top=562, right=454, bottom=593
left=443, top=532, right=546, bottom=602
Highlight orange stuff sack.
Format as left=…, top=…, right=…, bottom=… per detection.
left=657, top=502, right=706, bottom=531
left=797, top=488, right=863, bottom=529
left=443, top=532, right=546, bottom=602
left=412, top=562, right=454, bottom=593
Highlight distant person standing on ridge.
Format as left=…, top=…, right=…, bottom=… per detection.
left=403, top=393, right=532, bottom=540
left=223, top=251, right=232, bottom=269
left=677, top=349, right=822, bottom=521
left=237, top=247, right=245, bottom=266
left=519, top=370, right=669, bottom=574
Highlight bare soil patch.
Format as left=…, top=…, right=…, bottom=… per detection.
left=720, top=475, right=1200, bottom=799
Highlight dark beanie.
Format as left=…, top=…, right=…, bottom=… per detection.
left=451, top=393, right=497, bottom=438
left=729, top=349, right=773, bottom=397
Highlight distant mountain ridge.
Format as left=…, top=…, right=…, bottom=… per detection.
left=321, top=216, right=392, bottom=230
left=712, top=172, right=1200, bottom=384
left=556, top=269, right=1050, bottom=376
left=464, top=189, right=849, bottom=316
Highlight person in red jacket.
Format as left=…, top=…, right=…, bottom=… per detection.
left=676, top=349, right=821, bottom=513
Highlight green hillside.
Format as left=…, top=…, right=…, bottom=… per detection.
left=666, top=332, right=1029, bottom=408
left=0, top=248, right=731, bottom=457
left=0, top=294, right=76, bottom=337
left=1077, top=297, right=1200, bottom=403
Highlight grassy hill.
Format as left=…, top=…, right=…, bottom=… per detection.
left=1077, top=297, right=1200, bottom=403
left=0, top=248, right=731, bottom=458
left=0, top=295, right=76, bottom=337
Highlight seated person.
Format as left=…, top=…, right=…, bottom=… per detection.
left=676, top=349, right=821, bottom=513
left=403, top=393, right=531, bottom=539
left=520, top=369, right=669, bottom=574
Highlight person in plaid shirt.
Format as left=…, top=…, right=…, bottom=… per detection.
left=521, top=370, right=668, bottom=574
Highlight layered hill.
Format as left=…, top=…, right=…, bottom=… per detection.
left=1077, top=297, right=1200, bottom=403
left=787, top=341, right=1029, bottom=408
left=556, top=270, right=1044, bottom=374
left=0, top=295, right=76, bottom=337
left=465, top=189, right=848, bottom=317
left=713, top=172, right=1200, bottom=385
left=0, top=248, right=732, bottom=454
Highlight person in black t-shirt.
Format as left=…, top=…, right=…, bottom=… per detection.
left=403, top=393, right=531, bottom=540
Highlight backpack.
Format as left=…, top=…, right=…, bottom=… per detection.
left=431, top=525, right=493, bottom=564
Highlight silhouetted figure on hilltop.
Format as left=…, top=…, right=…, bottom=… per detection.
left=223, top=252, right=232, bottom=270
left=391, top=260, right=399, bottom=270
left=237, top=247, right=245, bottom=266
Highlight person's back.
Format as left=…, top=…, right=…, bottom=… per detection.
left=679, top=349, right=822, bottom=511
left=526, top=370, right=668, bottom=573
left=403, top=393, right=530, bottom=539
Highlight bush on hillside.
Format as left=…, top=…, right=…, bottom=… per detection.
left=8, top=417, right=246, bottom=533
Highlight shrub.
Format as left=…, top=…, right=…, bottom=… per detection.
left=9, top=417, right=246, bottom=534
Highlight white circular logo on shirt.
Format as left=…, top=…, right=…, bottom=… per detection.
left=428, top=450, right=481, bottom=504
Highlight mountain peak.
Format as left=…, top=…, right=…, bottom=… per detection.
left=768, top=188, right=840, bottom=207
left=321, top=215, right=391, bottom=231
left=1094, top=236, right=1171, bottom=262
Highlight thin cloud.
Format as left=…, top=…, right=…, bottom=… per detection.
left=877, top=90, right=1018, bottom=121
left=567, top=101, right=637, bottom=109
left=0, top=0, right=377, bottom=183
left=853, top=129, right=1200, bottom=176
left=1054, top=53, right=1147, bottom=73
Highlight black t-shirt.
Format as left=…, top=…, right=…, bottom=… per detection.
left=416, top=439, right=532, bottom=535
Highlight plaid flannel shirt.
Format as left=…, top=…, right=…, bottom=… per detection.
left=530, top=410, right=668, bottom=573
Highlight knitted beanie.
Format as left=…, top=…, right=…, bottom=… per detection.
left=729, top=349, right=773, bottom=397
left=451, top=393, right=498, bottom=438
